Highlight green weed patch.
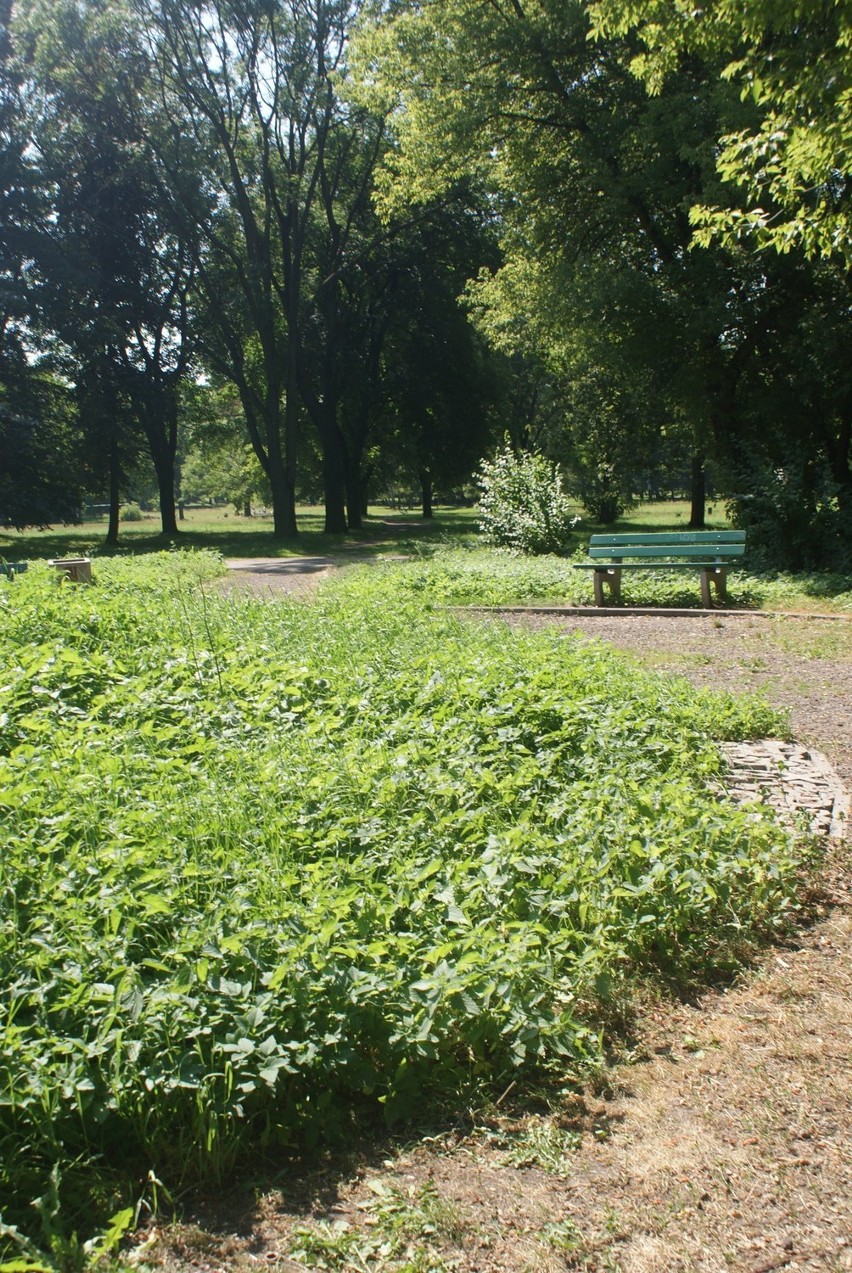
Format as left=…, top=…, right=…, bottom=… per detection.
left=334, top=546, right=852, bottom=612
left=0, top=554, right=814, bottom=1245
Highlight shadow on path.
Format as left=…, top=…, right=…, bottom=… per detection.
left=225, top=556, right=336, bottom=576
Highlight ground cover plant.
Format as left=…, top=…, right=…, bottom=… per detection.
left=338, top=545, right=852, bottom=614
left=0, top=554, right=819, bottom=1258
left=6, top=498, right=849, bottom=614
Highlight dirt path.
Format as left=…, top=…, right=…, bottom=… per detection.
left=144, top=592, right=851, bottom=1273
left=221, top=557, right=339, bottom=595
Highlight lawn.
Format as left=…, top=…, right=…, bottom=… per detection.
left=5, top=500, right=850, bottom=614
left=0, top=503, right=483, bottom=562
left=1, top=498, right=724, bottom=562
left=0, top=550, right=821, bottom=1263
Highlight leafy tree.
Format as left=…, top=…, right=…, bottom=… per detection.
left=16, top=0, right=194, bottom=539
left=374, top=196, right=501, bottom=518
left=590, top=0, right=852, bottom=263
left=0, top=374, right=83, bottom=529
left=0, top=0, right=30, bottom=373
left=355, top=0, right=852, bottom=557
left=181, top=444, right=268, bottom=514
left=354, top=0, right=736, bottom=524
left=469, top=254, right=669, bottom=521
left=180, top=382, right=271, bottom=514
left=292, top=117, right=394, bottom=530
left=715, top=257, right=852, bottom=567
left=138, top=0, right=400, bottom=536
left=0, top=0, right=84, bottom=527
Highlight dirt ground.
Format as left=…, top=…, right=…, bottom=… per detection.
left=139, top=574, right=851, bottom=1273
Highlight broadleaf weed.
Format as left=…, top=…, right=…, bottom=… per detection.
left=0, top=553, right=817, bottom=1251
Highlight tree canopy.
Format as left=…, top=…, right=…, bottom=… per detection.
left=350, top=0, right=852, bottom=561
left=590, top=0, right=852, bottom=263
left=1, top=0, right=850, bottom=563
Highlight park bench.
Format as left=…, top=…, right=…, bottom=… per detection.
left=574, top=530, right=746, bottom=607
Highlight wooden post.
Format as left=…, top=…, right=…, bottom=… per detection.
left=594, top=566, right=622, bottom=605
left=49, top=558, right=93, bottom=583
left=700, top=567, right=727, bottom=607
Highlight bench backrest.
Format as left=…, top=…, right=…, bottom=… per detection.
left=586, top=531, right=746, bottom=561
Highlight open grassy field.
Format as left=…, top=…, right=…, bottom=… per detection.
left=0, top=503, right=481, bottom=562
left=3, top=500, right=851, bottom=614
left=0, top=499, right=733, bottom=562
left=0, top=548, right=830, bottom=1269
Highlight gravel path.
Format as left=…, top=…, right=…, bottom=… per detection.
left=221, top=556, right=337, bottom=594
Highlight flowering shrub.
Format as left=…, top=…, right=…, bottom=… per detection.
left=477, top=444, right=578, bottom=554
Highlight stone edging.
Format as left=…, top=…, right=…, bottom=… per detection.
left=720, top=741, right=849, bottom=842
left=455, top=605, right=852, bottom=621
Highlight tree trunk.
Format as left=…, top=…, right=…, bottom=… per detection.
left=106, top=435, right=120, bottom=547
left=135, top=379, right=180, bottom=536
left=345, top=463, right=363, bottom=531
left=361, top=460, right=374, bottom=519
left=276, top=349, right=299, bottom=538
left=420, top=471, right=433, bottom=520
left=269, top=464, right=297, bottom=538
left=323, top=441, right=348, bottom=533
left=153, top=451, right=179, bottom=536
left=232, top=379, right=298, bottom=538
left=688, top=454, right=706, bottom=529
left=266, top=403, right=298, bottom=539
left=823, top=407, right=852, bottom=515
left=306, top=397, right=349, bottom=534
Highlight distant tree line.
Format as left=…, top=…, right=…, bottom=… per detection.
left=1, top=0, right=850, bottom=565
left=1, top=0, right=507, bottom=539
left=355, top=0, right=852, bottom=566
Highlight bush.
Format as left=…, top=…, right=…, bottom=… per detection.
left=477, top=444, right=577, bottom=555
left=575, top=458, right=627, bottom=524
left=726, top=456, right=852, bottom=572
left=120, top=502, right=144, bottom=522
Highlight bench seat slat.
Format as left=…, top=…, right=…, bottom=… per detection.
left=586, top=543, right=744, bottom=560
left=575, top=561, right=737, bottom=571
left=590, top=531, right=744, bottom=547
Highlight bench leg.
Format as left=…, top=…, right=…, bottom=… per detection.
left=700, top=568, right=728, bottom=608
left=594, top=568, right=622, bottom=605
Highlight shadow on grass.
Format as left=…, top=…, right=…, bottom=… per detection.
left=0, top=507, right=478, bottom=563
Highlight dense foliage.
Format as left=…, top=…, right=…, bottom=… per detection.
left=477, top=444, right=577, bottom=555
left=1, top=0, right=850, bottom=560
left=0, top=556, right=815, bottom=1244
left=356, top=0, right=852, bottom=565
left=590, top=0, right=852, bottom=264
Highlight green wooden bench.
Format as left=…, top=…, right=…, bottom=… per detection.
left=574, top=530, right=746, bottom=607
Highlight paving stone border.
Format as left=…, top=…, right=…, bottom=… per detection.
left=719, top=740, right=849, bottom=841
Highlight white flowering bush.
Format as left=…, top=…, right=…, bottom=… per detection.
left=477, top=444, right=578, bottom=555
